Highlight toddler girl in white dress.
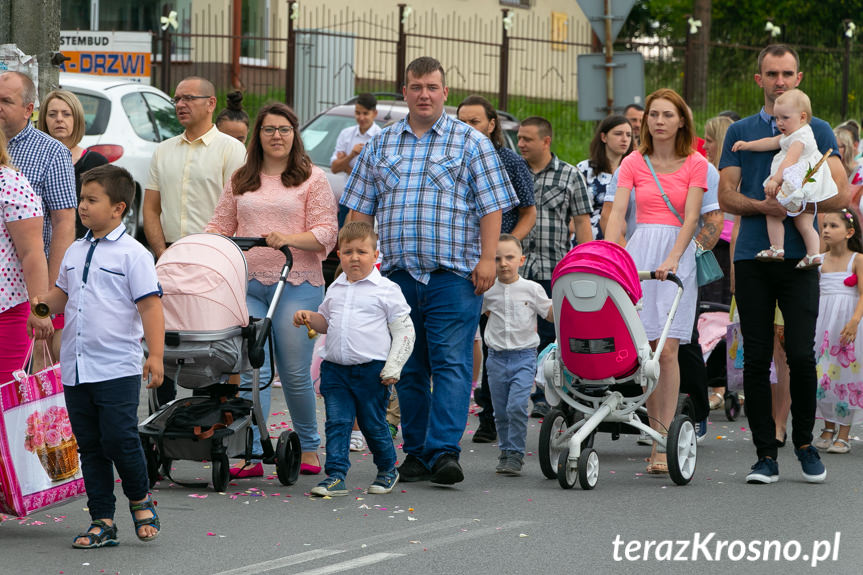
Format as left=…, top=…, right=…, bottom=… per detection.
left=732, top=89, right=838, bottom=269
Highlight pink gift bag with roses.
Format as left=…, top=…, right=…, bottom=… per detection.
left=0, top=341, right=85, bottom=517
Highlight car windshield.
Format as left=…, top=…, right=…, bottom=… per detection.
left=72, top=91, right=111, bottom=136
left=302, top=115, right=383, bottom=168
left=143, top=93, right=183, bottom=140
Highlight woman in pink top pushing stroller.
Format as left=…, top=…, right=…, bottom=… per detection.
left=206, top=103, right=338, bottom=478
left=604, top=88, right=707, bottom=475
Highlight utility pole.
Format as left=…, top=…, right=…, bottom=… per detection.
left=0, top=0, right=61, bottom=100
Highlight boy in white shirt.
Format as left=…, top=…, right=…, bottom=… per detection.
left=30, top=165, right=164, bottom=548
left=482, top=234, right=553, bottom=476
left=331, top=94, right=382, bottom=227
left=294, top=222, right=415, bottom=496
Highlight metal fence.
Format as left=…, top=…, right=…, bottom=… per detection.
left=151, top=3, right=863, bottom=164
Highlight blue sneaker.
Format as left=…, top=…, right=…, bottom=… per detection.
left=746, top=457, right=779, bottom=484
left=795, top=445, right=827, bottom=483
left=695, top=419, right=708, bottom=444
left=310, top=476, right=348, bottom=497
left=368, top=468, right=400, bottom=494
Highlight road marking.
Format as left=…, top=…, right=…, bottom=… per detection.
left=210, top=549, right=345, bottom=575
left=293, top=553, right=404, bottom=575
left=211, top=518, right=532, bottom=575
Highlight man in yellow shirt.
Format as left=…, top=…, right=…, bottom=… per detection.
left=143, top=76, right=246, bottom=260
left=143, top=76, right=246, bottom=404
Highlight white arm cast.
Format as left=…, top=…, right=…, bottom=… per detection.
left=380, top=314, right=416, bottom=381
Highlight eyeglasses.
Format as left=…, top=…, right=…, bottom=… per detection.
left=171, top=95, right=212, bottom=105
left=261, top=126, right=294, bottom=136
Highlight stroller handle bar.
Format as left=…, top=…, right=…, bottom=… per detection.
left=638, top=270, right=683, bottom=289
left=230, top=237, right=294, bottom=270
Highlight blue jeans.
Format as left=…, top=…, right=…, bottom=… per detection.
left=241, top=279, right=322, bottom=457
left=64, top=375, right=149, bottom=520
left=320, top=360, right=396, bottom=478
left=390, top=270, right=482, bottom=468
left=486, top=348, right=537, bottom=454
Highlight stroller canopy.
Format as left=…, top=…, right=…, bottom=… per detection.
left=157, top=234, right=249, bottom=331
left=552, top=241, right=642, bottom=304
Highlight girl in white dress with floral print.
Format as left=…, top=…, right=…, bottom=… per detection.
left=813, top=210, right=863, bottom=454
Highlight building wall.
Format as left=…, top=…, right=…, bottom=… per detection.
left=177, top=0, right=592, bottom=100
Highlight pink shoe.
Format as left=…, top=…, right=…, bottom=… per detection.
left=299, top=462, right=322, bottom=475
left=229, top=462, right=263, bottom=479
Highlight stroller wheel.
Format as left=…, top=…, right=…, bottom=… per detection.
left=212, top=454, right=230, bottom=492
left=577, top=448, right=599, bottom=490
left=725, top=392, right=740, bottom=421
left=141, top=437, right=160, bottom=489
left=676, top=393, right=696, bottom=420
left=556, top=448, right=578, bottom=490
left=667, top=415, right=697, bottom=486
left=275, top=430, right=301, bottom=486
left=539, top=408, right=571, bottom=480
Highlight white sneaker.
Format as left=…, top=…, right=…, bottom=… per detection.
left=350, top=430, right=366, bottom=452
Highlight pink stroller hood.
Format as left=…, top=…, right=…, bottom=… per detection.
left=552, top=240, right=642, bottom=304
left=157, top=234, right=249, bottom=331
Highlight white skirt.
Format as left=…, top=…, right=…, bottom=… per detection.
left=626, top=224, right=697, bottom=344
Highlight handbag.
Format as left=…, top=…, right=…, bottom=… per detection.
left=644, top=155, right=724, bottom=286
left=0, top=340, right=85, bottom=517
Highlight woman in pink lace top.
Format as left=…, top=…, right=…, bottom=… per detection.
left=207, top=102, right=338, bottom=478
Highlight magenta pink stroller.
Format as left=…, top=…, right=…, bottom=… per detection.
left=539, top=241, right=697, bottom=489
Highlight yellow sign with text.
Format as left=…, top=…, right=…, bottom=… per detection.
left=61, top=51, right=151, bottom=78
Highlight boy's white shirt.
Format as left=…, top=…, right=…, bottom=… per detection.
left=56, top=223, right=161, bottom=386
left=317, top=266, right=411, bottom=366
left=481, top=275, right=552, bottom=352
left=330, top=123, right=383, bottom=169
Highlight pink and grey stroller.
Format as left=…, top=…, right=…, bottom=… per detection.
left=539, top=241, right=698, bottom=489
left=138, top=234, right=300, bottom=492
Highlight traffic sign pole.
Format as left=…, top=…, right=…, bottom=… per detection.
left=604, top=0, right=614, bottom=115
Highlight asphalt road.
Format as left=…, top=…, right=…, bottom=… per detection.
left=3, top=387, right=863, bottom=575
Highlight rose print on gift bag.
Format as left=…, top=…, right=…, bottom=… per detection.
left=23, top=406, right=79, bottom=482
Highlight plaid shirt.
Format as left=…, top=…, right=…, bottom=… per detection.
left=523, top=154, right=591, bottom=280
left=342, top=113, right=517, bottom=284
left=7, top=123, right=76, bottom=253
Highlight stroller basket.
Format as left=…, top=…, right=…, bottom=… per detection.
left=139, top=396, right=253, bottom=462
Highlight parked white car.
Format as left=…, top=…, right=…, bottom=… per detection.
left=58, top=73, right=184, bottom=238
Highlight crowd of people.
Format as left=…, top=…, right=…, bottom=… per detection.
left=3, top=42, right=863, bottom=549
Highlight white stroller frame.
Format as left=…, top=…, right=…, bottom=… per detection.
left=541, top=270, right=698, bottom=489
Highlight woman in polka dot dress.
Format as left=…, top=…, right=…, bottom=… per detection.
left=0, top=130, right=53, bottom=383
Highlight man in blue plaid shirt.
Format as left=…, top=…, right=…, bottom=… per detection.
left=343, top=56, right=517, bottom=486
left=0, top=72, right=76, bottom=288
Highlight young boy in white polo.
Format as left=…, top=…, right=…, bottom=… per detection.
left=294, top=221, right=415, bottom=496
left=482, top=234, right=553, bottom=476
left=29, top=164, right=164, bottom=548
left=330, top=93, right=381, bottom=227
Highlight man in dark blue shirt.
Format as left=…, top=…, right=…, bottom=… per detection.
left=719, top=45, right=847, bottom=485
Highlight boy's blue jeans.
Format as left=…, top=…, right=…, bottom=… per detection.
left=320, top=360, right=396, bottom=479
left=64, top=374, right=149, bottom=521
left=485, top=348, right=537, bottom=454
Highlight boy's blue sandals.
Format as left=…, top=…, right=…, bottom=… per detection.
left=130, top=494, right=161, bottom=541
left=72, top=519, right=119, bottom=549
